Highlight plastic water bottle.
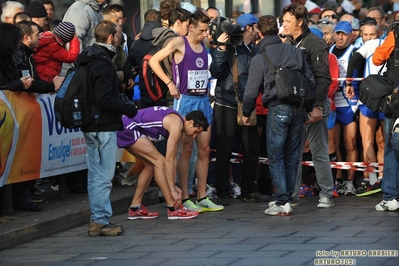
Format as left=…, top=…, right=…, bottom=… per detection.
left=73, top=99, right=82, bottom=126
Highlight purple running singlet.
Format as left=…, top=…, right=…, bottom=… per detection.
left=172, top=36, right=208, bottom=96
left=116, top=106, right=184, bottom=148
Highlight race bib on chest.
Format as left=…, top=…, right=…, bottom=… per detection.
left=187, top=70, right=208, bottom=95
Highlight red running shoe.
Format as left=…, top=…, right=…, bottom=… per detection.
left=168, top=206, right=199, bottom=220
left=127, top=205, right=159, bottom=220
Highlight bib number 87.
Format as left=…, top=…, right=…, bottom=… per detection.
left=195, top=80, right=206, bottom=88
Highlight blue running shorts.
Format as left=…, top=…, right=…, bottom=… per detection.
left=359, top=104, right=385, bottom=120
left=174, top=94, right=213, bottom=124
left=327, top=111, right=337, bottom=130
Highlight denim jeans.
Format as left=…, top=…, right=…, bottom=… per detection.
left=214, top=104, right=259, bottom=197
left=84, top=131, right=116, bottom=225
left=266, top=104, right=303, bottom=205
left=382, top=117, right=399, bottom=201
left=292, top=101, right=334, bottom=200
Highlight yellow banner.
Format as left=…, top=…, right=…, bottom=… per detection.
left=0, top=91, right=87, bottom=187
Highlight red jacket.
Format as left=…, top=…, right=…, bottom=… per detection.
left=255, top=93, right=268, bottom=115
left=328, top=53, right=339, bottom=111
left=33, top=31, right=80, bottom=82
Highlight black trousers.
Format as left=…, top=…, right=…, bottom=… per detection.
left=213, top=104, right=260, bottom=197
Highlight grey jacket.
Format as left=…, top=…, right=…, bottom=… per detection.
left=242, top=35, right=314, bottom=117
left=63, top=0, right=106, bottom=52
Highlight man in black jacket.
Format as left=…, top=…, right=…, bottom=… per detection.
left=242, top=15, right=314, bottom=216
left=80, top=20, right=138, bottom=237
left=210, top=13, right=270, bottom=206
left=16, top=20, right=63, bottom=93
left=282, top=4, right=334, bottom=208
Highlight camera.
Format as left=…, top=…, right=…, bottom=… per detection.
left=208, top=16, right=244, bottom=46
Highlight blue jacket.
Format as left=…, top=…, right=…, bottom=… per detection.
left=242, top=35, right=314, bottom=116
left=209, top=44, right=258, bottom=109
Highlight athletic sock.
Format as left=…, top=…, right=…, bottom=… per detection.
left=197, top=197, right=206, bottom=202
left=182, top=198, right=190, bottom=203
left=130, top=203, right=141, bottom=211
left=346, top=180, right=354, bottom=189
left=368, top=172, right=378, bottom=185
left=329, top=152, right=338, bottom=184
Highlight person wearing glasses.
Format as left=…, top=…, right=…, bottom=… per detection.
left=367, top=7, right=388, bottom=39
left=317, top=18, right=336, bottom=48
left=319, top=8, right=338, bottom=24
left=117, top=107, right=208, bottom=220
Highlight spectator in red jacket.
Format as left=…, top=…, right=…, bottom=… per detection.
left=33, top=21, right=79, bottom=82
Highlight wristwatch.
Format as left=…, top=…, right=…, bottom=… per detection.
left=316, top=106, right=323, bottom=110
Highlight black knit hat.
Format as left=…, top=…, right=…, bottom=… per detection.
left=26, top=1, right=48, bottom=18
left=54, top=21, right=75, bottom=43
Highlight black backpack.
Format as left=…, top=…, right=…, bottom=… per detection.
left=142, top=29, right=175, bottom=102
left=261, top=51, right=316, bottom=111
left=54, top=60, right=99, bottom=128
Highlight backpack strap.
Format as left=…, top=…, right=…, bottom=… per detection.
left=261, top=51, right=276, bottom=74
left=232, top=54, right=239, bottom=101
left=393, top=27, right=399, bottom=67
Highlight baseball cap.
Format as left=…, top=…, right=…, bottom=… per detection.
left=334, top=21, right=352, bottom=34
left=309, top=25, right=323, bottom=38
left=348, top=18, right=360, bottom=30
left=236, top=14, right=258, bottom=27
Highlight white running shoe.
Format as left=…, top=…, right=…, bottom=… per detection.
left=375, top=199, right=399, bottom=211
left=265, top=202, right=292, bottom=216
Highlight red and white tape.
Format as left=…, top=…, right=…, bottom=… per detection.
left=333, top=78, right=365, bottom=81
left=210, top=152, right=383, bottom=173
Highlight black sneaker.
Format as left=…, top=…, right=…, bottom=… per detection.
left=218, top=193, right=230, bottom=206
left=241, top=191, right=271, bottom=202
left=20, top=202, right=43, bottom=212
left=31, top=194, right=44, bottom=203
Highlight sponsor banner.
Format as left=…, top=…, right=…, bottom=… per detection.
left=0, top=91, right=86, bottom=187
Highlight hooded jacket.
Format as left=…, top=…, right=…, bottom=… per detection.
left=242, top=35, right=315, bottom=116
left=33, top=31, right=80, bottom=82
left=78, top=44, right=137, bottom=132
left=62, top=0, right=106, bottom=52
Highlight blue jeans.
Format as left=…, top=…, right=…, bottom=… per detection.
left=84, top=131, right=116, bottom=225
left=382, top=117, right=399, bottom=201
left=267, top=104, right=304, bottom=205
